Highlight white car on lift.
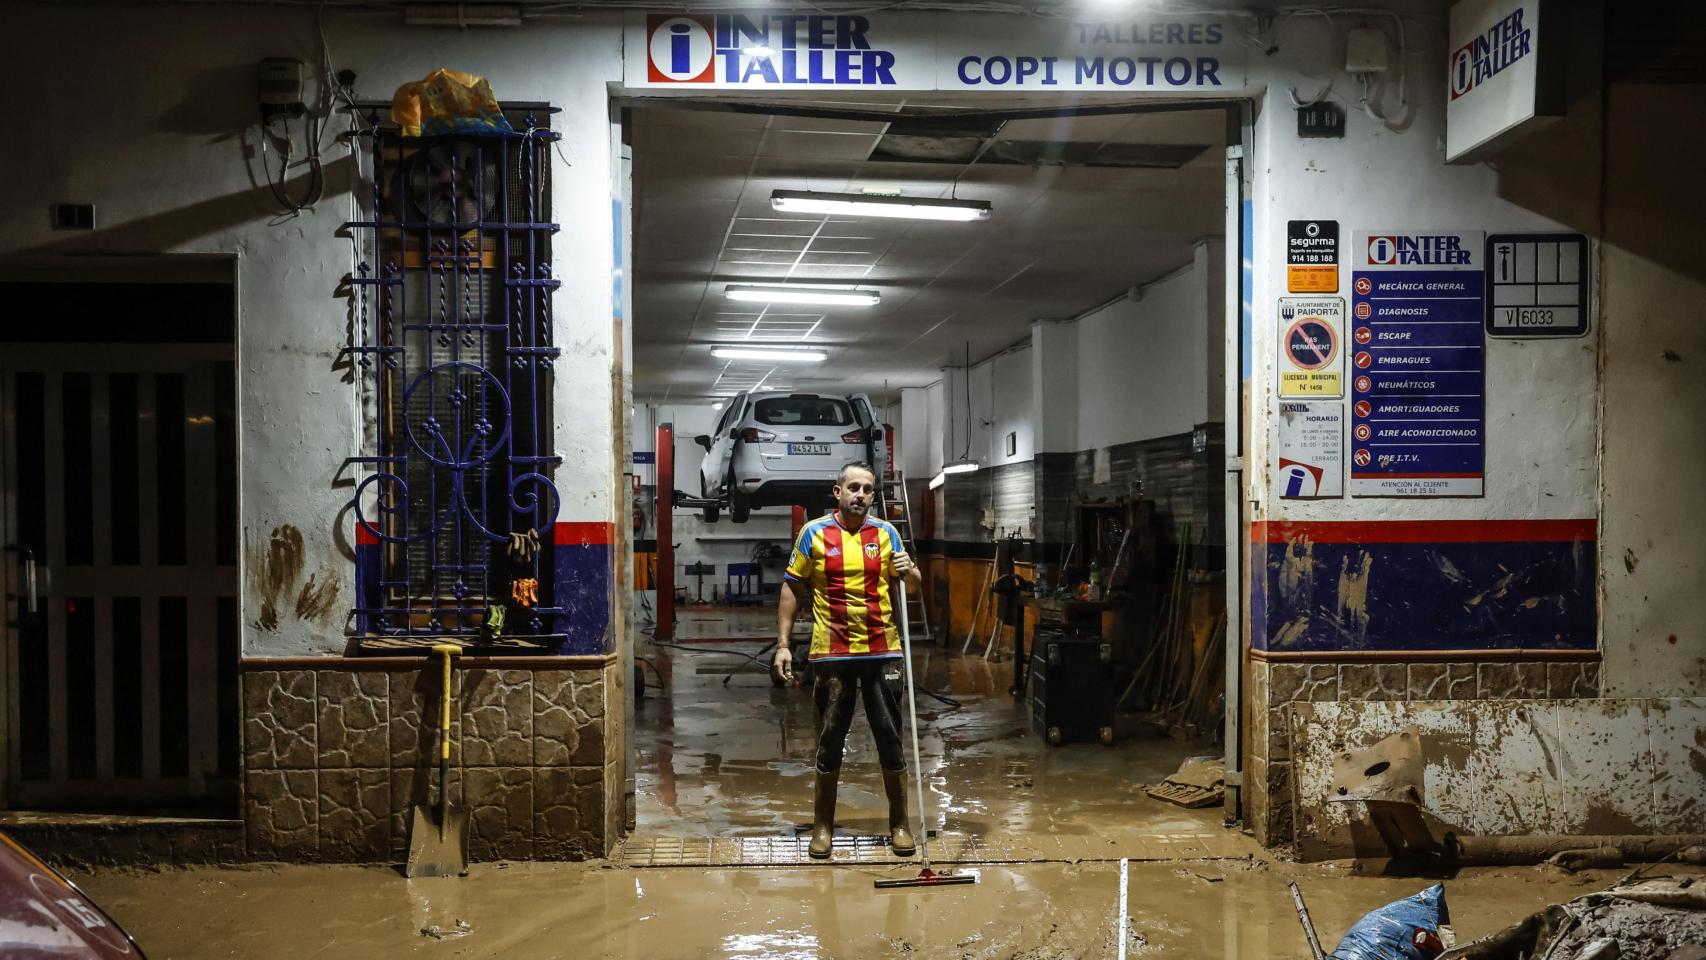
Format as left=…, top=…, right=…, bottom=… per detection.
left=695, top=392, right=886, bottom=522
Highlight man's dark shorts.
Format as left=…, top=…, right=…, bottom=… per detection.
left=812, top=658, right=906, bottom=774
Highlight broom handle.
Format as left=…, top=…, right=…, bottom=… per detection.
left=896, top=581, right=931, bottom=870
left=433, top=643, right=459, bottom=830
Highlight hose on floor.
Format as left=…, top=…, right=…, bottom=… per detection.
left=635, top=656, right=667, bottom=692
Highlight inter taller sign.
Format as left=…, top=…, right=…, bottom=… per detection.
left=1445, top=0, right=1566, bottom=163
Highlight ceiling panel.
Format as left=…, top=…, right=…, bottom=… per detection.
left=632, top=102, right=1226, bottom=402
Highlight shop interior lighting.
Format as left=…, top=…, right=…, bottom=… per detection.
left=931, top=342, right=983, bottom=488
left=724, top=284, right=880, bottom=307
left=771, top=189, right=992, bottom=222
left=710, top=346, right=828, bottom=363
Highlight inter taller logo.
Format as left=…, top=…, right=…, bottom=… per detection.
left=1450, top=8, right=1533, bottom=100
left=647, top=15, right=715, bottom=83
left=1366, top=234, right=1472, bottom=267
left=644, top=14, right=898, bottom=86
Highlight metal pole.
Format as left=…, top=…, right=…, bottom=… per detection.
left=655, top=422, right=674, bottom=641
left=1222, top=127, right=1247, bottom=822
left=896, top=581, right=932, bottom=871
left=1288, top=881, right=1328, bottom=960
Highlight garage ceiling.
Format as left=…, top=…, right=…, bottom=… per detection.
left=630, top=101, right=1227, bottom=403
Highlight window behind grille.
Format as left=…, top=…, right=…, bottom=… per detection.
left=352, top=111, right=562, bottom=638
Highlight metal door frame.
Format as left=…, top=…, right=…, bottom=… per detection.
left=0, top=255, right=239, bottom=810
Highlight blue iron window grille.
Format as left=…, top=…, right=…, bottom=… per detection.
left=347, top=112, right=565, bottom=642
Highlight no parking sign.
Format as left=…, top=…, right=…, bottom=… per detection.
left=1276, top=297, right=1345, bottom=397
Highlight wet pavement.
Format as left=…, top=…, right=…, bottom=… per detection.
left=62, top=607, right=1692, bottom=957
left=72, top=858, right=1660, bottom=958
left=640, top=608, right=1229, bottom=853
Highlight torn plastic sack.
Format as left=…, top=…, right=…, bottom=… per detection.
left=1332, top=883, right=1451, bottom=960
left=391, top=69, right=514, bottom=138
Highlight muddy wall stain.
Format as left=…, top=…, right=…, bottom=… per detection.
left=247, top=524, right=340, bottom=631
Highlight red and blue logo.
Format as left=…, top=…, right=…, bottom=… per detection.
left=644, top=14, right=898, bottom=86
left=646, top=15, right=716, bottom=83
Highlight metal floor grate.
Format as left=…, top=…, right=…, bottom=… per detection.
left=617, top=830, right=1248, bottom=869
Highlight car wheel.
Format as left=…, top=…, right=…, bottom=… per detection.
left=701, top=478, right=719, bottom=523
left=728, top=470, right=750, bottom=523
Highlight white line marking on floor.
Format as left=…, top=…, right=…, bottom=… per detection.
left=1117, top=857, right=1129, bottom=960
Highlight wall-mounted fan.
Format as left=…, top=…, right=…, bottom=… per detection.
left=397, top=141, right=499, bottom=226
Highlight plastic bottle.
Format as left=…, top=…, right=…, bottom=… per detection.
left=1087, top=559, right=1103, bottom=602
left=1033, top=562, right=1049, bottom=598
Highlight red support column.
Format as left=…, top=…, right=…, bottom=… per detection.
left=655, top=423, right=675, bottom=641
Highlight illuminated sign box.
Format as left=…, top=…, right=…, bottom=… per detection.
left=1445, top=0, right=1566, bottom=163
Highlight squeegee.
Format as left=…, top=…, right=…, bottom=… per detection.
left=874, top=581, right=977, bottom=890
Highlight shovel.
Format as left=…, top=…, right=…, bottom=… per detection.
left=406, top=643, right=468, bottom=878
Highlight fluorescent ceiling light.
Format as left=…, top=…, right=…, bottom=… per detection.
left=929, top=457, right=981, bottom=490
left=771, top=189, right=992, bottom=222
left=725, top=284, right=880, bottom=307
left=710, top=346, right=828, bottom=363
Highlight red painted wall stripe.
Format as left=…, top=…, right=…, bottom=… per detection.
left=1252, top=519, right=1597, bottom=544
left=554, top=521, right=614, bottom=546
left=363, top=521, right=614, bottom=547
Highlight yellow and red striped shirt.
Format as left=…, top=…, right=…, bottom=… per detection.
left=784, top=514, right=903, bottom=661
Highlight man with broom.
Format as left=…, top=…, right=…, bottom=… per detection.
left=773, top=461, right=923, bottom=860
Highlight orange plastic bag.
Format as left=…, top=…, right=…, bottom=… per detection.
left=390, top=69, right=513, bottom=138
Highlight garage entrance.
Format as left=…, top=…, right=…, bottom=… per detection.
left=623, top=96, right=1244, bottom=865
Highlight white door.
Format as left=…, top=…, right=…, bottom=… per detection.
left=701, top=392, right=745, bottom=497
left=850, top=393, right=886, bottom=477
left=2, top=345, right=238, bottom=808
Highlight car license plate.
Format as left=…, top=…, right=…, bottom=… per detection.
left=788, top=443, right=831, bottom=455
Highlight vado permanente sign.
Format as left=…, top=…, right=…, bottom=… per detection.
left=1445, top=0, right=1565, bottom=163
left=626, top=12, right=1241, bottom=92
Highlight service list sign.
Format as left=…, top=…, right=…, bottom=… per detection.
left=1349, top=231, right=1486, bottom=497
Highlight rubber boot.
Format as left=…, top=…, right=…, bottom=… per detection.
left=809, top=769, right=838, bottom=859
left=883, top=769, right=917, bottom=856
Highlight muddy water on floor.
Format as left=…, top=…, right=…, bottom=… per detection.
left=73, top=859, right=1651, bottom=959
left=638, top=617, right=1223, bottom=843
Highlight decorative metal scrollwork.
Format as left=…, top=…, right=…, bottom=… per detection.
left=346, top=117, right=564, bottom=638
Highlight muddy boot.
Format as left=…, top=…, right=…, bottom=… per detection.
left=809, top=769, right=838, bottom=859
left=883, top=769, right=916, bottom=856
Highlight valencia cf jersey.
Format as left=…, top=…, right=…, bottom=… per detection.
left=784, top=514, right=904, bottom=661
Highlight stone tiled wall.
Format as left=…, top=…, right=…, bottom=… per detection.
left=1245, top=656, right=1601, bottom=848
left=242, top=656, right=620, bottom=863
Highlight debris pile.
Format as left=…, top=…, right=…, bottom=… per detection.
left=1441, top=876, right=1706, bottom=960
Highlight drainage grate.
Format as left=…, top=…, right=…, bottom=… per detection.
left=617, top=831, right=1247, bottom=869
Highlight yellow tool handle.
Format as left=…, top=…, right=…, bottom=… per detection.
left=432, top=644, right=460, bottom=760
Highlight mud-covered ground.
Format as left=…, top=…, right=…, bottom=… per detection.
left=67, top=612, right=1698, bottom=957
left=73, top=858, right=1654, bottom=959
